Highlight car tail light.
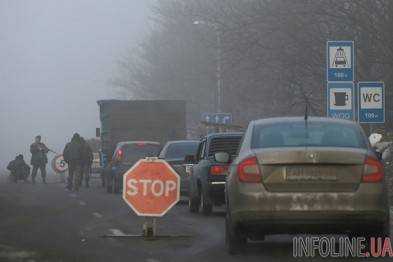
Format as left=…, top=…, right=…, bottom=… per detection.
left=210, top=165, right=228, bottom=175
left=136, top=142, right=146, bottom=147
left=237, top=156, right=261, bottom=183
left=362, top=156, right=384, bottom=183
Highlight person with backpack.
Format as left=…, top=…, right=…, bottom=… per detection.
left=63, top=133, right=83, bottom=191
left=7, top=154, right=30, bottom=183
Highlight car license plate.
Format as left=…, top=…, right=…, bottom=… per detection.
left=285, top=166, right=337, bottom=181
left=185, top=164, right=193, bottom=175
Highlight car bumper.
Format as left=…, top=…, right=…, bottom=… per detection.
left=207, top=180, right=226, bottom=204
left=229, top=183, right=389, bottom=233
left=233, top=211, right=387, bottom=233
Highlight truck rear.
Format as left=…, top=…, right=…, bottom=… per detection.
left=97, top=99, right=187, bottom=186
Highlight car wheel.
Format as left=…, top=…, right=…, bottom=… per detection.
left=225, top=213, right=246, bottom=255
left=371, top=219, right=391, bottom=239
left=106, top=176, right=113, bottom=193
left=200, top=188, right=212, bottom=216
left=101, top=172, right=106, bottom=187
left=114, top=176, right=120, bottom=194
left=188, top=196, right=200, bottom=213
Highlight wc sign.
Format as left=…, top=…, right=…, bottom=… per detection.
left=359, top=82, right=385, bottom=123
left=327, top=82, right=354, bottom=120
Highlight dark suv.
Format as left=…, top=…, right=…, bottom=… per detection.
left=159, top=140, right=199, bottom=196
left=188, top=133, right=243, bottom=215
left=105, top=141, right=161, bottom=193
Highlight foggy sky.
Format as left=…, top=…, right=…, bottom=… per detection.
left=0, top=0, right=150, bottom=170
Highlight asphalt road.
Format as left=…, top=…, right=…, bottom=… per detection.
left=0, top=172, right=391, bottom=262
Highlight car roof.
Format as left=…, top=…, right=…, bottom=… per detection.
left=203, top=132, right=243, bottom=140
left=164, top=140, right=199, bottom=145
left=117, top=141, right=160, bottom=147
left=251, top=117, right=358, bottom=126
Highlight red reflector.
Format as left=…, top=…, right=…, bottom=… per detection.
left=362, top=156, right=384, bottom=183
left=210, top=165, right=228, bottom=175
left=115, top=149, right=123, bottom=161
left=237, top=156, right=261, bottom=183
left=136, top=142, right=145, bottom=147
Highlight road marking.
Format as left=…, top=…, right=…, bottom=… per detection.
left=108, top=229, right=126, bottom=236
left=92, top=212, right=103, bottom=218
left=79, top=201, right=87, bottom=206
left=69, top=193, right=78, bottom=198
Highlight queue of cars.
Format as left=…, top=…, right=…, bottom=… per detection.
left=102, top=116, right=390, bottom=255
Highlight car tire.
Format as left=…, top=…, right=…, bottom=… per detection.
left=225, top=213, right=246, bottom=255
left=114, top=176, right=120, bottom=194
left=106, top=176, right=113, bottom=193
left=101, top=172, right=106, bottom=188
left=188, top=196, right=200, bottom=213
left=200, top=188, right=212, bottom=216
left=371, top=219, right=391, bottom=239
left=351, top=215, right=390, bottom=249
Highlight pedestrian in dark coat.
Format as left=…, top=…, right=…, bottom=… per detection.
left=63, top=133, right=83, bottom=191
left=30, top=135, right=49, bottom=184
left=7, top=155, right=30, bottom=183
left=80, top=137, right=93, bottom=188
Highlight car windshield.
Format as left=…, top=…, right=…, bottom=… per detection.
left=251, top=121, right=367, bottom=149
left=164, top=142, right=198, bottom=159
left=122, top=143, right=161, bottom=163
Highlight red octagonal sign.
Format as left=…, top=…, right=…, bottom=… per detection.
left=122, top=158, right=180, bottom=217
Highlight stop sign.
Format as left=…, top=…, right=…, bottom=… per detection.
left=51, top=154, right=68, bottom=173
left=122, top=158, right=180, bottom=217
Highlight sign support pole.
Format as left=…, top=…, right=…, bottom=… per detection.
left=143, top=217, right=157, bottom=238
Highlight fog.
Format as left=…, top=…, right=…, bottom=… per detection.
left=0, top=0, right=150, bottom=170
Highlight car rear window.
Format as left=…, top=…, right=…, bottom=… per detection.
left=251, top=121, right=367, bottom=149
left=122, top=143, right=161, bottom=162
left=163, top=142, right=199, bottom=159
left=208, top=136, right=242, bottom=156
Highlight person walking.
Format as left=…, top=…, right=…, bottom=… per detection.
left=30, top=135, right=50, bottom=184
left=63, top=133, right=83, bottom=191
left=80, top=137, right=93, bottom=188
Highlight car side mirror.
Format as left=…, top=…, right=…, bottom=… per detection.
left=214, top=152, right=230, bottom=163
left=184, top=155, right=196, bottom=164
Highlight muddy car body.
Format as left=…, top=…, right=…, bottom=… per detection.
left=225, top=117, right=390, bottom=253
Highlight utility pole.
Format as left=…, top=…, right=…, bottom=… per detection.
left=193, top=20, right=222, bottom=113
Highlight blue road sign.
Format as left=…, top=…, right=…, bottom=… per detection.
left=327, top=41, right=354, bottom=82
left=202, top=113, right=232, bottom=125
left=358, top=82, right=385, bottom=123
left=327, top=82, right=354, bottom=120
